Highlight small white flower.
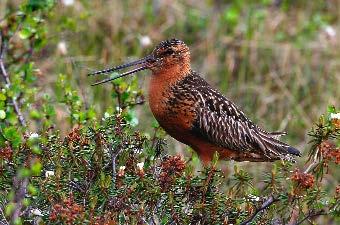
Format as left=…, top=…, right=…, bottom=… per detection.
left=45, top=170, right=55, bottom=177
left=324, top=26, right=336, bottom=37
left=62, top=0, right=75, bottom=6
left=137, top=162, right=144, bottom=170
left=104, top=112, right=110, bottom=119
left=31, top=208, right=43, bottom=216
left=248, top=194, right=260, bottom=202
left=57, top=41, right=67, bottom=55
left=330, top=113, right=340, bottom=120
left=115, top=106, right=122, bottom=112
left=118, top=166, right=126, bottom=176
left=119, top=166, right=126, bottom=171
left=29, top=133, right=39, bottom=139
left=139, top=36, right=152, bottom=47
left=0, top=110, right=6, bottom=119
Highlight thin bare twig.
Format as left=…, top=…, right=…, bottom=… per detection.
left=0, top=204, right=10, bottom=225
left=293, top=210, right=327, bottom=225
left=0, top=32, right=27, bottom=127
left=240, top=195, right=279, bottom=225
left=106, top=142, right=124, bottom=182
left=304, top=147, right=320, bottom=174
left=11, top=177, right=29, bottom=224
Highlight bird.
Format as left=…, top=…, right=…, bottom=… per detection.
left=89, top=38, right=301, bottom=165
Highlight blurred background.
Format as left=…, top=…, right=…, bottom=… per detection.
left=2, top=0, right=339, bottom=166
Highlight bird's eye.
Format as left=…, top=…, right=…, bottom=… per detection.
left=164, top=48, right=174, bottom=55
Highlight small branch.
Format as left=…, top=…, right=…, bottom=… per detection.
left=107, top=143, right=124, bottom=182
left=293, top=210, right=327, bottom=225
left=0, top=204, right=10, bottom=225
left=0, top=32, right=27, bottom=127
left=240, top=195, right=279, bottom=225
left=201, top=166, right=216, bottom=204
left=113, top=84, right=122, bottom=111
left=10, top=177, right=29, bottom=224
left=304, top=148, right=319, bottom=174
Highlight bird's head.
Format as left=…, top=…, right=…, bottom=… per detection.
left=150, top=39, right=190, bottom=72
left=89, top=38, right=190, bottom=85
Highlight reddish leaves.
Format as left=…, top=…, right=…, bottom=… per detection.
left=319, top=140, right=340, bottom=165
left=159, top=155, right=186, bottom=191
left=291, top=169, right=315, bottom=189
left=49, top=194, right=85, bottom=224
left=0, top=144, right=13, bottom=161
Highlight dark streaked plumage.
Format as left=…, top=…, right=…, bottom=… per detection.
left=90, top=38, right=301, bottom=164
left=169, top=72, right=300, bottom=162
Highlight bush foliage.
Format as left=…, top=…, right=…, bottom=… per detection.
left=0, top=1, right=339, bottom=224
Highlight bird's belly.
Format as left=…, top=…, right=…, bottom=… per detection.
left=149, top=100, right=195, bottom=146
left=149, top=102, right=193, bottom=143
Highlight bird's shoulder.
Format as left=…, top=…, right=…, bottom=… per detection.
left=176, top=70, right=256, bottom=126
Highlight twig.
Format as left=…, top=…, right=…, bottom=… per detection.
left=240, top=195, right=279, bottom=225
left=10, top=177, right=29, bottom=224
left=303, top=148, right=319, bottom=174
left=0, top=204, right=10, bottom=225
left=293, top=210, right=327, bottom=225
left=201, top=166, right=216, bottom=204
left=113, top=84, right=122, bottom=111
left=108, top=143, right=124, bottom=182
left=150, top=126, right=160, bottom=149
left=0, top=32, right=27, bottom=127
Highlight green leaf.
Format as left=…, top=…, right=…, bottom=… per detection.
left=29, top=110, right=42, bottom=119
left=31, top=161, right=42, bottom=176
left=223, top=5, right=240, bottom=25
left=0, top=93, right=6, bottom=101
left=25, top=0, right=55, bottom=12
left=87, top=107, right=97, bottom=120
left=22, top=198, right=31, bottom=207
left=31, top=145, right=42, bottom=154
left=27, top=184, right=38, bottom=196
left=327, top=105, right=335, bottom=114
left=19, top=27, right=33, bottom=39
left=3, top=127, right=22, bottom=148
left=5, top=202, right=15, bottom=216
left=18, top=168, right=31, bottom=178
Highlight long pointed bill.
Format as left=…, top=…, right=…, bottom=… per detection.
left=88, top=56, right=149, bottom=76
left=91, top=66, right=147, bottom=86
left=89, top=55, right=153, bottom=86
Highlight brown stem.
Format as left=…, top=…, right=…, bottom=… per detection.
left=201, top=166, right=216, bottom=204
left=293, top=210, right=327, bottom=225
left=0, top=32, right=27, bottom=127
left=11, top=177, right=29, bottom=224
left=240, top=195, right=279, bottom=225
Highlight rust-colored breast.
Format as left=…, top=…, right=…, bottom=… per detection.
left=148, top=69, right=197, bottom=145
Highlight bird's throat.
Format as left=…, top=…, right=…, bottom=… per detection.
left=151, top=62, right=191, bottom=84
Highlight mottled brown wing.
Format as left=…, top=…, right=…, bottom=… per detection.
left=185, top=73, right=300, bottom=161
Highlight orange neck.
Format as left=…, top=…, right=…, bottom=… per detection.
left=151, top=62, right=191, bottom=85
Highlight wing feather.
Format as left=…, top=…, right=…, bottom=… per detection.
left=184, top=73, right=300, bottom=161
